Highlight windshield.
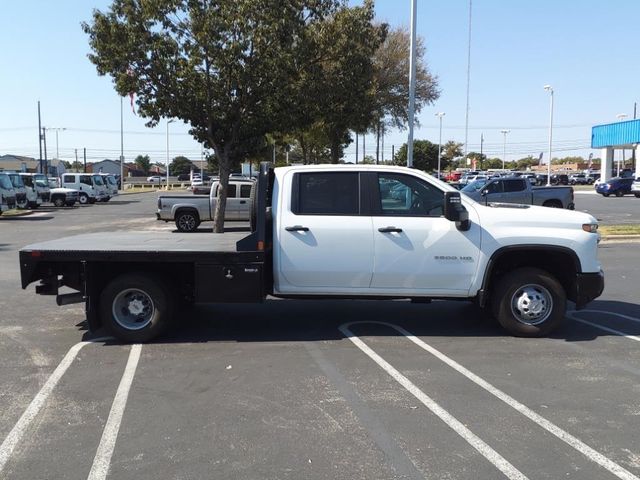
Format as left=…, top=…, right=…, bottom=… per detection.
left=0, top=175, right=13, bottom=190
left=92, top=175, right=105, bottom=186
left=106, top=176, right=117, bottom=185
left=9, top=174, right=25, bottom=188
left=461, top=178, right=489, bottom=193
left=34, top=174, right=48, bottom=188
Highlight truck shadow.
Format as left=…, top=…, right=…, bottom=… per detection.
left=83, top=298, right=640, bottom=345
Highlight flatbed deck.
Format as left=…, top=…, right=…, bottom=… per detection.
left=23, top=231, right=247, bottom=253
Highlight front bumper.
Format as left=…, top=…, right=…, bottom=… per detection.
left=573, top=270, right=604, bottom=309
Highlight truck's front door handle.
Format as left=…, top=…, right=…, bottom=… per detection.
left=378, top=227, right=403, bottom=233
left=240, top=200, right=246, bottom=204
left=286, top=225, right=309, bottom=232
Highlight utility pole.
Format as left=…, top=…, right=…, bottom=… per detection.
left=83, top=148, right=87, bottom=173
left=355, top=133, right=358, bottom=165
left=75, top=149, right=78, bottom=170
left=37, top=101, right=43, bottom=174
left=42, top=128, right=48, bottom=175
left=480, top=133, right=484, bottom=170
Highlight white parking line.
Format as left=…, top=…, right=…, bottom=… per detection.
left=340, top=322, right=640, bottom=480
left=568, top=310, right=640, bottom=342
left=87, top=344, right=142, bottom=480
left=0, top=337, right=111, bottom=476
left=339, top=323, right=529, bottom=480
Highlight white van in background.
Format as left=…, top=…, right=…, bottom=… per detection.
left=60, top=173, right=110, bottom=204
left=6, top=173, right=29, bottom=209
left=99, top=173, right=119, bottom=198
left=19, top=173, right=47, bottom=208
left=0, top=172, right=17, bottom=213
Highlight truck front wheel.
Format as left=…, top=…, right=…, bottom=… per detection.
left=99, top=273, right=174, bottom=343
left=491, top=268, right=566, bottom=337
left=175, top=211, right=200, bottom=232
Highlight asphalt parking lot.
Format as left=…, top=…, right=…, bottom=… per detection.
left=1, top=192, right=640, bottom=479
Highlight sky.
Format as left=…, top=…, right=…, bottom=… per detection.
left=1, top=0, right=639, bottom=167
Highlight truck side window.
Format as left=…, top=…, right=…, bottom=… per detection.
left=293, top=172, right=359, bottom=215
left=227, top=184, right=237, bottom=197
left=377, top=173, right=443, bottom=216
left=63, top=175, right=74, bottom=183
left=485, top=181, right=502, bottom=194
left=504, top=179, right=526, bottom=192
left=80, top=175, right=92, bottom=186
left=240, top=185, right=252, bottom=198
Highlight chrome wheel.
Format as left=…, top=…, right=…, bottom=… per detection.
left=112, top=288, right=155, bottom=330
left=79, top=193, right=89, bottom=205
left=510, top=284, right=552, bottom=326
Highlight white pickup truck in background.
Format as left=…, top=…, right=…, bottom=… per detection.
left=156, top=178, right=255, bottom=231
left=21, top=163, right=604, bottom=343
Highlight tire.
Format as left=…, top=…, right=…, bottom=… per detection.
left=78, top=193, right=89, bottom=205
left=53, top=196, right=65, bottom=207
left=65, top=201, right=76, bottom=207
left=89, top=198, right=97, bottom=204
left=16, top=198, right=28, bottom=209
left=104, top=196, right=111, bottom=202
left=542, top=200, right=562, bottom=208
left=615, top=190, right=624, bottom=197
left=602, top=193, right=610, bottom=197
left=491, top=267, right=566, bottom=337
left=635, top=194, right=640, bottom=198
left=99, top=273, right=174, bottom=343
left=175, top=210, right=200, bottom=232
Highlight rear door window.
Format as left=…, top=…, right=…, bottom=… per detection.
left=292, top=172, right=359, bottom=215
left=504, top=179, right=526, bottom=192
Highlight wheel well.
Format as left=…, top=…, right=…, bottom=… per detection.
left=482, top=248, right=579, bottom=306
left=175, top=207, right=200, bottom=221
left=83, top=262, right=195, bottom=330
left=542, top=199, right=562, bottom=208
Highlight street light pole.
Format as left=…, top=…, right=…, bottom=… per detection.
left=544, top=85, right=554, bottom=186
left=166, top=119, right=175, bottom=189
left=435, top=112, right=445, bottom=178
left=500, top=129, right=510, bottom=170
left=616, top=113, right=628, bottom=176
left=406, top=0, right=417, bottom=167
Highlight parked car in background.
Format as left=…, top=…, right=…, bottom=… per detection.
left=569, top=173, right=593, bottom=185
left=550, top=174, right=569, bottom=185
left=461, top=177, right=574, bottom=209
left=629, top=177, right=640, bottom=198
left=0, top=172, right=17, bottom=213
left=595, top=177, right=634, bottom=197
left=6, top=173, right=29, bottom=209
left=48, top=177, right=60, bottom=188
left=50, top=188, right=79, bottom=207
left=147, top=175, right=166, bottom=183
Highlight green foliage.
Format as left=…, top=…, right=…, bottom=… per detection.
left=169, top=156, right=193, bottom=175
left=441, top=141, right=463, bottom=161
left=134, top=154, right=151, bottom=174
left=393, top=140, right=440, bottom=171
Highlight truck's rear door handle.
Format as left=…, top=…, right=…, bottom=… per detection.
left=378, top=227, right=403, bottom=233
left=286, top=225, right=309, bottom=232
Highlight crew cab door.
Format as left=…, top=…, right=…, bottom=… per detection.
left=502, top=178, right=529, bottom=204
left=368, top=172, right=481, bottom=294
left=277, top=171, right=373, bottom=291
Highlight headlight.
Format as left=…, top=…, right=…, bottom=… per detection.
left=582, top=223, right=598, bottom=233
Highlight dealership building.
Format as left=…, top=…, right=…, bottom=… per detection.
left=592, top=119, right=640, bottom=181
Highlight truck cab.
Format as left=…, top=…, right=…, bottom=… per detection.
left=0, top=172, right=17, bottom=213
left=6, top=173, right=29, bottom=209
left=99, top=173, right=119, bottom=198
left=60, top=173, right=110, bottom=204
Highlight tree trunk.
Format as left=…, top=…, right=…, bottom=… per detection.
left=375, top=122, right=380, bottom=165
left=330, top=139, right=340, bottom=164
left=212, top=150, right=231, bottom=233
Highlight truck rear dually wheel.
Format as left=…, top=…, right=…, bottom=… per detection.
left=99, top=273, right=173, bottom=343
left=491, top=268, right=566, bottom=337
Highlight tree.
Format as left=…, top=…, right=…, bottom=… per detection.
left=134, top=154, right=151, bottom=174
left=467, top=152, right=486, bottom=170
left=442, top=141, right=463, bottom=162
left=169, top=156, right=193, bottom=175
left=296, top=1, right=386, bottom=163
left=393, top=140, right=439, bottom=172
left=83, top=0, right=345, bottom=232
left=370, top=26, right=440, bottom=162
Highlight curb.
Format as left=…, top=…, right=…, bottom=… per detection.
left=600, top=235, right=640, bottom=244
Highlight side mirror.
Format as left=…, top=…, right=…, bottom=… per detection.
left=444, top=191, right=470, bottom=231
left=481, top=189, right=489, bottom=196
